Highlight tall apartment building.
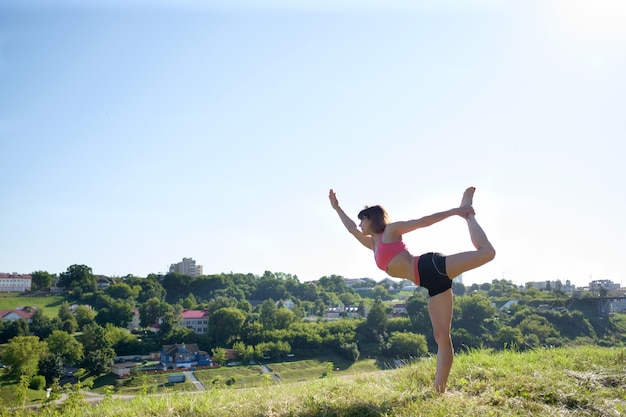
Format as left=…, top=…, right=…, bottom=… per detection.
left=169, top=258, right=203, bottom=277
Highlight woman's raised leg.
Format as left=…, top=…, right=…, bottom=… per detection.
left=445, top=187, right=495, bottom=279
left=428, top=289, right=454, bottom=393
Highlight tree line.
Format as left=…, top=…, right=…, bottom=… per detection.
left=1, top=264, right=624, bottom=389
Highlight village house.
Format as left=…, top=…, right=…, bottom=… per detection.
left=160, top=343, right=210, bottom=370
left=323, top=305, right=368, bottom=320
left=0, top=306, right=36, bottom=323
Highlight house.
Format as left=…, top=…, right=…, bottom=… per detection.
left=390, top=303, right=408, bottom=317
left=96, top=276, right=113, bottom=290
left=160, top=343, right=210, bottom=370
left=179, top=309, right=209, bottom=334
left=0, top=273, right=32, bottom=293
left=276, top=299, right=295, bottom=310
left=0, top=306, right=36, bottom=323
left=323, top=305, right=367, bottom=320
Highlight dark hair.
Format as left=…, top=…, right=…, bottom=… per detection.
left=357, top=205, right=389, bottom=234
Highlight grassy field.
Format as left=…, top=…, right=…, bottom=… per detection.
left=0, top=294, right=66, bottom=317
left=2, top=345, right=625, bottom=416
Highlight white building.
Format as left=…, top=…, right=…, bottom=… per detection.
left=0, top=273, right=32, bottom=292
left=179, top=309, right=209, bottom=334
left=169, top=258, right=203, bottom=277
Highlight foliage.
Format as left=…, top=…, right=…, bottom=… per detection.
left=58, top=264, right=96, bottom=296
left=385, top=332, right=428, bottom=359
left=1, top=335, right=48, bottom=379
left=46, top=330, right=84, bottom=366
left=31, top=270, right=55, bottom=291
left=29, top=375, right=46, bottom=390
left=39, top=353, right=65, bottom=384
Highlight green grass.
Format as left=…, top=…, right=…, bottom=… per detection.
left=2, top=345, right=625, bottom=416
left=0, top=294, right=67, bottom=317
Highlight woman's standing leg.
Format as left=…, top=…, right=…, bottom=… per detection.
left=428, top=288, right=454, bottom=393
left=445, top=187, right=496, bottom=279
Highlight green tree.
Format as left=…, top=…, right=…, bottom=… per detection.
left=366, top=298, right=388, bottom=336
left=81, top=323, right=112, bottom=352
left=211, top=347, right=227, bottom=365
left=45, top=330, right=84, bottom=366
left=495, top=325, right=524, bottom=349
left=106, top=282, right=140, bottom=300
left=274, top=308, right=296, bottom=330
left=1, top=318, right=30, bottom=343
left=31, top=270, right=55, bottom=291
left=74, top=305, right=97, bottom=330
left=58, top=264, right=96, bottom=296
left=259, top=299, right=277, bottom=329
left=57, top=302, right=78, bottom=334
left=95, top=299, right=134, bottom=328
left=38, top=353, right=65, bottom=384
left=1, top=336, right=48, bottom=379
left=370, top=285, right=391, bottom=300
left=210, top=308, right=246, bottom=346
left=139, top=297, right=171, bottom=328
left=29, top=308, right=55, bottom=339
left=386, top=332, right=428, bottom=358
left=518, top=315, right=560, bottom=343
left=83, top=347, right=115, bottom=376
left=456, top=293, right=497, bottom=323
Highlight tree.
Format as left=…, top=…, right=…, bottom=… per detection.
left=1, top=318, right=30, bottom=343
left=274, top=308, right=296, bottom=330
left=29, top=308, right=55, bottom=339
left=211, top=347, right=227, bottom=365
left=259, top=299, right=277, bottom=329
left=45, top=330, right=84, bottom=366
left=210, top=308, right=246, bottom=346
left=74, top=305, right=96, bottom=330
left=95, top=299, right=134, bottom=328
left=366, top=298, right=388, bottom=336
left=370, top=285, right=391, bottom=300
left=386, top=332, right=428, bottom=358
left=1, top=336, right=48, bottom=379
left=31, top=270, right=54, bottom=291
left=38, top=353, right=65, bottom=384
left=57, top=302, right=78, bottom=334
left=58, top=264, right=96, bottom=296
left=139, top=297, right=170, bottom=328
left=83, top=347, right=115, bottom=375
left=495, top=326, right=524, bottom=349
left=456, top=293, right=497, bottom=323
left=81, top=323, right=112, bottom=353
left=106, top=282, right=140, bottom=300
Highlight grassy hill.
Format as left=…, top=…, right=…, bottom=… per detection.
left=4, top=345, right=625, bottom=417
left=0, top=294, right=66, bottom=317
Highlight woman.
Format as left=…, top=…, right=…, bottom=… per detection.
left=328, top=187, right=495, bottom=393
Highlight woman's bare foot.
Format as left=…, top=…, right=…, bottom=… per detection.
left=460, top=187, right=475, bottom=207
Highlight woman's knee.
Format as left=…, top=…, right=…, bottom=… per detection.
left=433, top=329, right=452, bottom=346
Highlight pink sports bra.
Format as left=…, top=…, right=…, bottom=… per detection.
left=374, top=234, right=407, bottom=271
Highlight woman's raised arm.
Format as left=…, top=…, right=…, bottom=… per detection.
left=329, top=189, right=373, bottom=249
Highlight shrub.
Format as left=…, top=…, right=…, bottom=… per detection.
left=29, top=375, right=46, bottom=390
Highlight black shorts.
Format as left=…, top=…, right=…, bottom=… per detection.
left=418, top=252, right=452, bottom=297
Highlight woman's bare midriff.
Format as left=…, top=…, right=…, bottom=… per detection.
left=385, top=250, right=416, bottom=281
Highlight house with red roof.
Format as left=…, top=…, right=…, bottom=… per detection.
left=0, top=306, right=36, bottom=323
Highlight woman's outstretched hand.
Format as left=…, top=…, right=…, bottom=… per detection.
left=329, top=189, right=340, bottom=210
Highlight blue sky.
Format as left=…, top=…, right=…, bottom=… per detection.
left=1, top=0, right=625, bottom=288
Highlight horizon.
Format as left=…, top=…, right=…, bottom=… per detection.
left=2, top=0, right=625, bottom=289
